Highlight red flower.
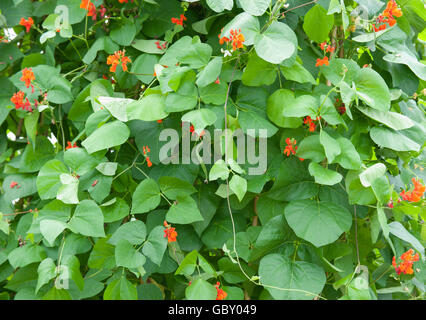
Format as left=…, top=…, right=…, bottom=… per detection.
left=319, top=42, right=327, bottom=50
left=171, top=14, right=187, bottom=26
left=118, top=0, right=129, bottom=3
left=10, top=181, right=19, bottom=189
left=215, top=77, right=220, bottom=84
left=315, top=56, right=329, bottom=67
left=20, top=17, right=34, bottom=33
left=163, top=221, right=177, bottom=242
left=383, top=0, right=402, bottom=18
left=157, top=119, right=163, bottom=123
left=303, top=116, right=320, bottom=132
left=218, top=29, right=230, bottom=45
left=91, top=180, right=99, bottom=187
left=107, top=50, right=131, bottom=73
left=283, top=137, right=297, bottom=157
left=326, top=46, right=335, bottom=53
left=229, top=29, right=245, bottom=51
left=392, top=249, right=419, bottom=275
left=66, top=141, right=78, bottom=150
left=215, top=282, right=227, bottom=300
left=11, top=91, right=32, bottom=112
left=20, top=68, right=35, bottom=89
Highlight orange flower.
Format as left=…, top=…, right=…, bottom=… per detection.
left=315, top=56, right=329, bottom=67
left=118, top=0, right=129, bottom=3
left=20, top=68, right=35, bottom=88
left=163, top=221, right=177, bottom=242
left=171, top=14, right=187, bottom=26
left=80, top=0, right=97, bottom=19
left=146, top=157, right=152, bottom=167
left=383, top=0, right=402, bottom=18
left=326, top=46, right=335, bottom=53
left=229, top=29, right=245, bottom=51
left=106, top=50, right=131, bottom=73
left=400, top=178, right=425, bottom=202
left=20, top=17, right=34, bottom=33
left=218, top=29, right=230, bottom=45
left=11, top=91, right=32, bottom=112
left=157, top=119, right=163, bottom=123
left=91, top=180, right=99, bottom=187
left=319, top=42, right=327, bottom=50
left=215, top=282, right=227, bottom=300
left=283, top=138, right=297, bottom=157
left=215, top=77, right=220, bottom=84
left=392, top=249, right=419, bottom=275
left=303, top=116, right=320, bottom=132
left=66, top=141, right=78, bottom=150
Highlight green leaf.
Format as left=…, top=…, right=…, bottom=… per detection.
left=321, top=58, right=360, bottom=86
left=97, top=96, right=133, bottom=122
left=383, top=52, right=426, bottom=81
left=199, top=82, right=227, bottom=105
left=239, top=0, right=270, bottom=16
left=320, top=130, right=341, bottom=163
left=82, top=121, right=130, bottom=154
left=102, top=198, right=130, bottom=223
left=209, top=159, right=230, bottom=181
left=126, top=94, right=169, bottom=121
left=142, top=226, right=168, bottom=266
left=61, top=255, right=85, bottom=291
left=115, top=239, right=146, bottom=269
left=296, top=135, right=325, bottom=162
left=131, top=54, right=159, bottom=84
left=266, top=89, right=302, bottom=128
left=185, top=279, right=217, bottom=300
left=110, top=19, right=136, bottom=46
left=388, top=222, right=424, bottom=257
left=303, top=5, right=334, bottom=43
left=176, top=43, right=212, bottom=68
left=370, top=127, right=420, bottom=152
left=333, top=137, right=362, bottom=170
left=196, top=57, right=222, bottom=87
left=181, top=109, right=217, bottom=132
left=56, top=173, right=79, bottom=204
left=64, top=148, right=101, bottom=176
left=175, top=249, right=198, bottom=276
left=308, top=162, right=343, bottom=186
left=206, top=0, right=233, bottom=13
left=104, top=276, right=138, bottom=300
left=285, top=200, right=352, bottom=247
left=0, top=213, right=9, bottom=235
left=254, top=21, right=297, bottom=64
left=238, top=111, right=278, bottom=138
left=109, top=220, right=147, bottom=246
left=96, top=162, right=118, bottom=176
left=166, top=195, right=204, bottom=224
left=88, top=237, right=116, bottom=269
left=259, top=253, right=326, bottom=300
left=229, top=175, right=247, bottom=202
left=42, top=287, right=72, bottom=300
left=40, top=219, right=67, bottom=246
left=377, top=206, right=395, bottom=255
left=36, top=258, right=56, bottom=293
left=36, top=160, right=69, bottom=200
left=280, top=61, right=316, bottom=84
left=356, top=105, right=414, bottom=130
left=131, top=179, right=161, bottom=214
left=242, top=52, right=277, bottom=86
left=359, top=163, right=386, bottom=187
left=19, top=136, right=55, bottom=173
left=68, top=200, right=105, bottom=238
left=159, top=176, right=197, bottom=200
left=250, top=214, right=288, bottom=261
left=8, top=244, right=46, bottom=269
left=354, top=68, right=390, bottom=111
left=24, top=110, right=39, bottom=146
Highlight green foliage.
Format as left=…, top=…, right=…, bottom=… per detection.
left=0, top=0, right=425, bottom=301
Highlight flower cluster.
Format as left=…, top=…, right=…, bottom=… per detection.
left=315, top=56, right=329, bottom=67
left=20, top=68, right=35, bottom=92
left=66, top=141, right=78, bottom=150
left=218, top=29, right=245, bottom=51
left=335, top=98, right=346, bottom=115
left=372, top=0, right=402, bottom=32
left=11, top=91, right=32, bottom=112
left=303, top=116, right=320, bottom=132
left=163, top=220, right=177, bottom=242
left=142, top=145, right=152, bottom=167
left=400, top=178, right=425, bottom=202
left=319, top=41, right=335, bottom=53
left=107, top=50, right=131, bottom=73
left=283, top=138, right=297, bottom=157
left=392, top=249, right=419, bottom=275
left=171, top=14, right=187, bottom=26
left=19, top=17, right=34, bottom=33
left=10, top=181, right=20, bottom=189
left=215, top=282, right=227, bottom=300
left=155, top=40, right=167, bottom=50
left=80, top=0, right=97, bottom=20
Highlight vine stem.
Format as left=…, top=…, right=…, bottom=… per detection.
left=222, top=53, right=326, bottom=301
